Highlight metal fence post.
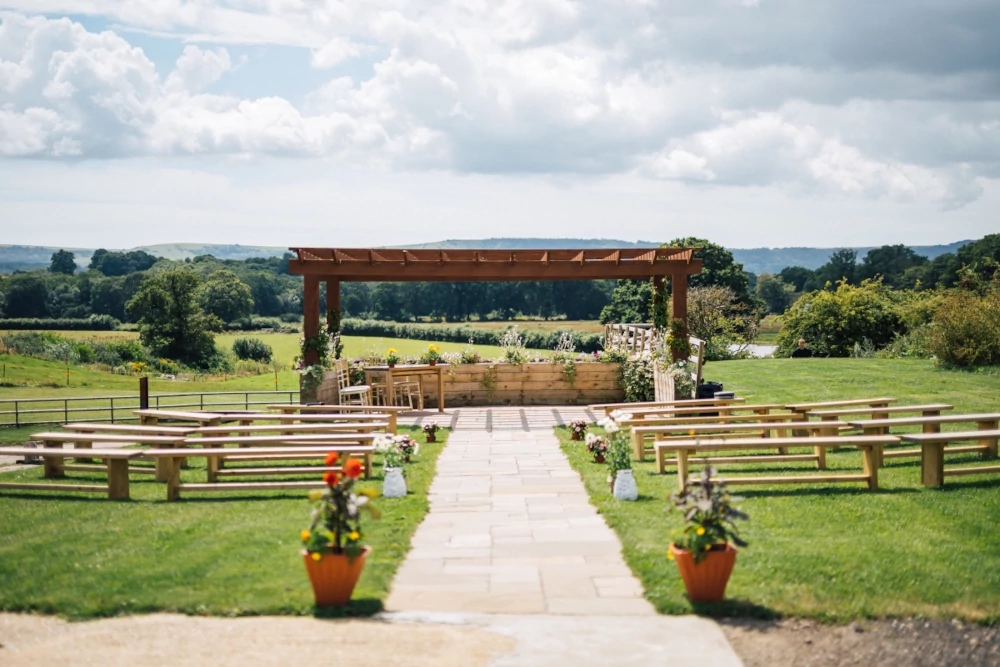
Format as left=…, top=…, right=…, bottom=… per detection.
left=14, top=400, right=19, bottom=428
left=110, top=397, right=115, bottom=423
left=245, top=392, right=249, bottom=410
left=64, top=399, right=68, bottom=424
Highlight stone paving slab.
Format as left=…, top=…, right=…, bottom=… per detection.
left=385, top=421, right=656, bottom=616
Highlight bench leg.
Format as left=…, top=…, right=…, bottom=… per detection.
left=979, top=420, right=998, bottom=459
left=921, top=442, right=945, bottom=488
left=631, top=429, right=644, bottom=461
left=676, top=449, right=690, bottom=493
left=655, top=445, right=667, bottom=475
left=43, top=441, right=65, bottom=478
left=155, top=445, right=174, bottom=483
left=389, top=413, right=397, bottom=434
left=206, top=455, right=219, bottom=483
left=365, top=452, right=372, bottom=479
left=107, top=459, right=130, bottom=500
left=861, top=445, right=878, bottom=491
left=814, top=444, right=827, bottom=470
left=165, top=458, right=182, bottom=502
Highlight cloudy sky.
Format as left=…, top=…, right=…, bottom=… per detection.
left=1, top=1, right=998, bottom=250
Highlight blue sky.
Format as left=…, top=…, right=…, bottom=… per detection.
left=1, top=2, right=998, bottom=249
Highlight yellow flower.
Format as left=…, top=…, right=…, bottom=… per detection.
left=308, top=490, right=323, bottom=501
left=311, top=552, right=322, bottom=561
left=667, top=550, right=675, bottom=561
left=704, top=544, right=711, bottom=551
left=348, top=531, right=360, bottom=541
left=688, top=429, right=695, bottom=436
left=387, top=348, right=397, bottom=354
left=300, top=529, right=311, bottom=542
left=696, top=527, right=705, bottom=536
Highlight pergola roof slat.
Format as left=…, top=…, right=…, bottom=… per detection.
left=288, top=247, right=700, bottom=281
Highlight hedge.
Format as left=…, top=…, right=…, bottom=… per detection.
left=0, top=315, right=121, bottom=331
left=340, top=319, right=604, bottom=352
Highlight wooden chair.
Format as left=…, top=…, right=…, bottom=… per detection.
left=334, top=358, right=372, bottom=406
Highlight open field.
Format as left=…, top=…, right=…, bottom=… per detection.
left=408, top=319, right=605, bottom=333
left=0, top=427, right=445, bottom=619
left=562, top=358, right=1000, bottom=622
left=18, top=331, right=537, bottom=367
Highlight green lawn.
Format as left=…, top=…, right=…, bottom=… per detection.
left=561, top=358, right=1000, bottom=622
left=0, top=427, right=445, bottom=619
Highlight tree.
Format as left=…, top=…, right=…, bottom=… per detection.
left=3, top=274, right=49, bottom=318
left=198, top=270, right=254, bottom=323
left=668, top=237, right=753, bottom=305
left=90, top=249, right=159, bottom=276
left=90, top=278, right=127, bottom=321
left=49, top=250, right=77, bottom=275
left=127, top=270, right=220, bottom=368
left=754, top=273, right=797, bottom=314
left=858, top=245, right=928, bottom=287
left=599, top=280, right=652, bottom=324
left=778, top=266, right=815, bottom=292
left=814, top=249, right=858, bottom=288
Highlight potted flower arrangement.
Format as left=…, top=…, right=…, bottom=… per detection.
left=422, top=421, right=439, bottom=442
left=668, top=466, right=748, bottom=603
left=374, top=435, right=408, bottom=498
left=395, top=434, right=418, bottom=462
left=597, top=410, right=637, bottom=500
left=420, top=344, right=442, bottom=366
left=300, top=452, right=379, bottom=606
left=385, top=348, right=401, bottom=368
left=585, top=433, right=607, bottom=463
left=570, top=419, right=588, bottom=441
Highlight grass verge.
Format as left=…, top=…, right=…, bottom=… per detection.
left=0, top=427, right=445, bottom=619
left=559, top=358, right=1000, bottom=623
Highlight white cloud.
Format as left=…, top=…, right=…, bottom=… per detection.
left=0, top=3, right=997, bottom=211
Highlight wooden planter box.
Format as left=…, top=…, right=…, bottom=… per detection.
left=435, top=362, right=623, bottom=407
left=304, top=363, right=624, bottom=407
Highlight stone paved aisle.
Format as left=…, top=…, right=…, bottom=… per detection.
left=385, top=424, right=654, bottom=615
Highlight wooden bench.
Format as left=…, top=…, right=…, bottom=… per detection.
left=30, top=431, right=186, bottom=480
left=589, top=397, right=745, bottom=418
left=62, top=423, right=199, bottom=436
left=848, top=413, right=1000, bottom=466
left=181, top=433, right=377, bottom=479
left=625, top=411, right=798, bottom=461
left=901, top=431, right=1000, bottom=487
left=636, top=420, right=845, bottom=467
left=141, top=445, right=376, bottom=500
left=658, top=436, right=898, bottom=492
left=806, top=404, right=953, bottom=420
left=266, top=404, right=410, bottom=431
left=134, top=409, right=227, bottom=426
left=0, top=447, right=145, bottom=499
left=193, top=422, right=388, bottom=437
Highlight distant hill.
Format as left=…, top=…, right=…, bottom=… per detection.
left=0, top=238, right=974, bottom=275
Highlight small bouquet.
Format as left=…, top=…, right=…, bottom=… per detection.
left=375, top=433, right=419, bottom=466
left=420, top=344, right=442, bottom=366
left=301, top=451, right=379, bottom=561
left=585, top=433, right=608, bottom=463
left=570, top=419, right=589, bottom=440
left=385, top=347, right=402, bottom=367
left=395, top=434, right=418, bottom=461
left=422, top=421, right=439, bottom=442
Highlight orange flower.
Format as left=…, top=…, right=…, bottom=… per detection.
left=323, top=471, right=340, bottom=487
left=343, top=457, right=363, bottom=479
left=325, top=451, right=340, bottom=467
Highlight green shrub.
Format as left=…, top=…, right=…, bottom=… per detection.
left=927, top=290, right=1000, bottom=367
left=620, top=355, right=654, bottom=402
left=776, top=279, right=904, bottom=357
left=232, top=337, right=274, bottom=363
left=0, top=315, right=120, bottom=330
left=340, top=319, right=604, bottom=352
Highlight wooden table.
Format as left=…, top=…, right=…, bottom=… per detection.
left=364, top=364, right=446, bottom=412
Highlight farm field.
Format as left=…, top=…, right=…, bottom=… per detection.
left=564, top=358, right=1000, bottom=621
left=407, top=319, right=605, bottom=334
left=19, top=331, right=537, bottom=367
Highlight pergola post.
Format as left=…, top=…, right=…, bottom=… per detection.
left=325, top=278, right=340, bottom=329
left=670, top=272, right=688, bottom=362
left=303, top=275, right=321, bottom=365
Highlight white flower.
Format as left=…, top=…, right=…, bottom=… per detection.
left=585, top=433, right=598, bottom=445
left=596, top=417, right=613, bottom=428
left=604, top=422, right=620, bottom=435
left=373, top=435, right=392, bottom=452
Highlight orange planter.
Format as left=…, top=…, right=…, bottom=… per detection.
left=670, top=543, right=737, bottom=603
left=302, top=547, right=371, bottom=606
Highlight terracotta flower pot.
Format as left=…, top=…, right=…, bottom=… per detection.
left=426, top=433, right=436, bottom=442
left=670, top=543, right=737, bottom=603
left=302, top=547, right=371, bottom=606
left=593, top=454, right=606, bottom=464
left=429, top=360, right=437, bottom=366
left=571, top=432, right=582, bottom=441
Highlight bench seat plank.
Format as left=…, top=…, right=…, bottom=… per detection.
left=32, top=432, right=186, bottom=444
left=807, top=404, right=953, bottom=418
left=850, top=414, right=1000, bottom=429
left=785, top=397, right=897, bottom=411
left=194, top=423, right=387, bottom=435
left=62, top=424, right=198, bottom=435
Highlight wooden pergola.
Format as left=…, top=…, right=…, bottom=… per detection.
left=288, top=247, right=702, bottom=364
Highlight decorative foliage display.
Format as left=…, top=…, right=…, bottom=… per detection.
left=374, top=434, right=419, bottom=470
left=422, top=421, right=439, bottom=441
left=669, top=466, right=748, bottom=563
left=585, top=433, right=608, bottom=462
left=597, top=409, right=633, bottom=476
left=385, top=347, right=402, bottom=366
left=570, top=419, right=588, bottom=438
left=619, top=354, right=654, bottom=403
left=301, top=451, right=379, bottom=561
left=499, top=326, right=530, bottom=364
left=420, top=343, right=442, bottom=364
